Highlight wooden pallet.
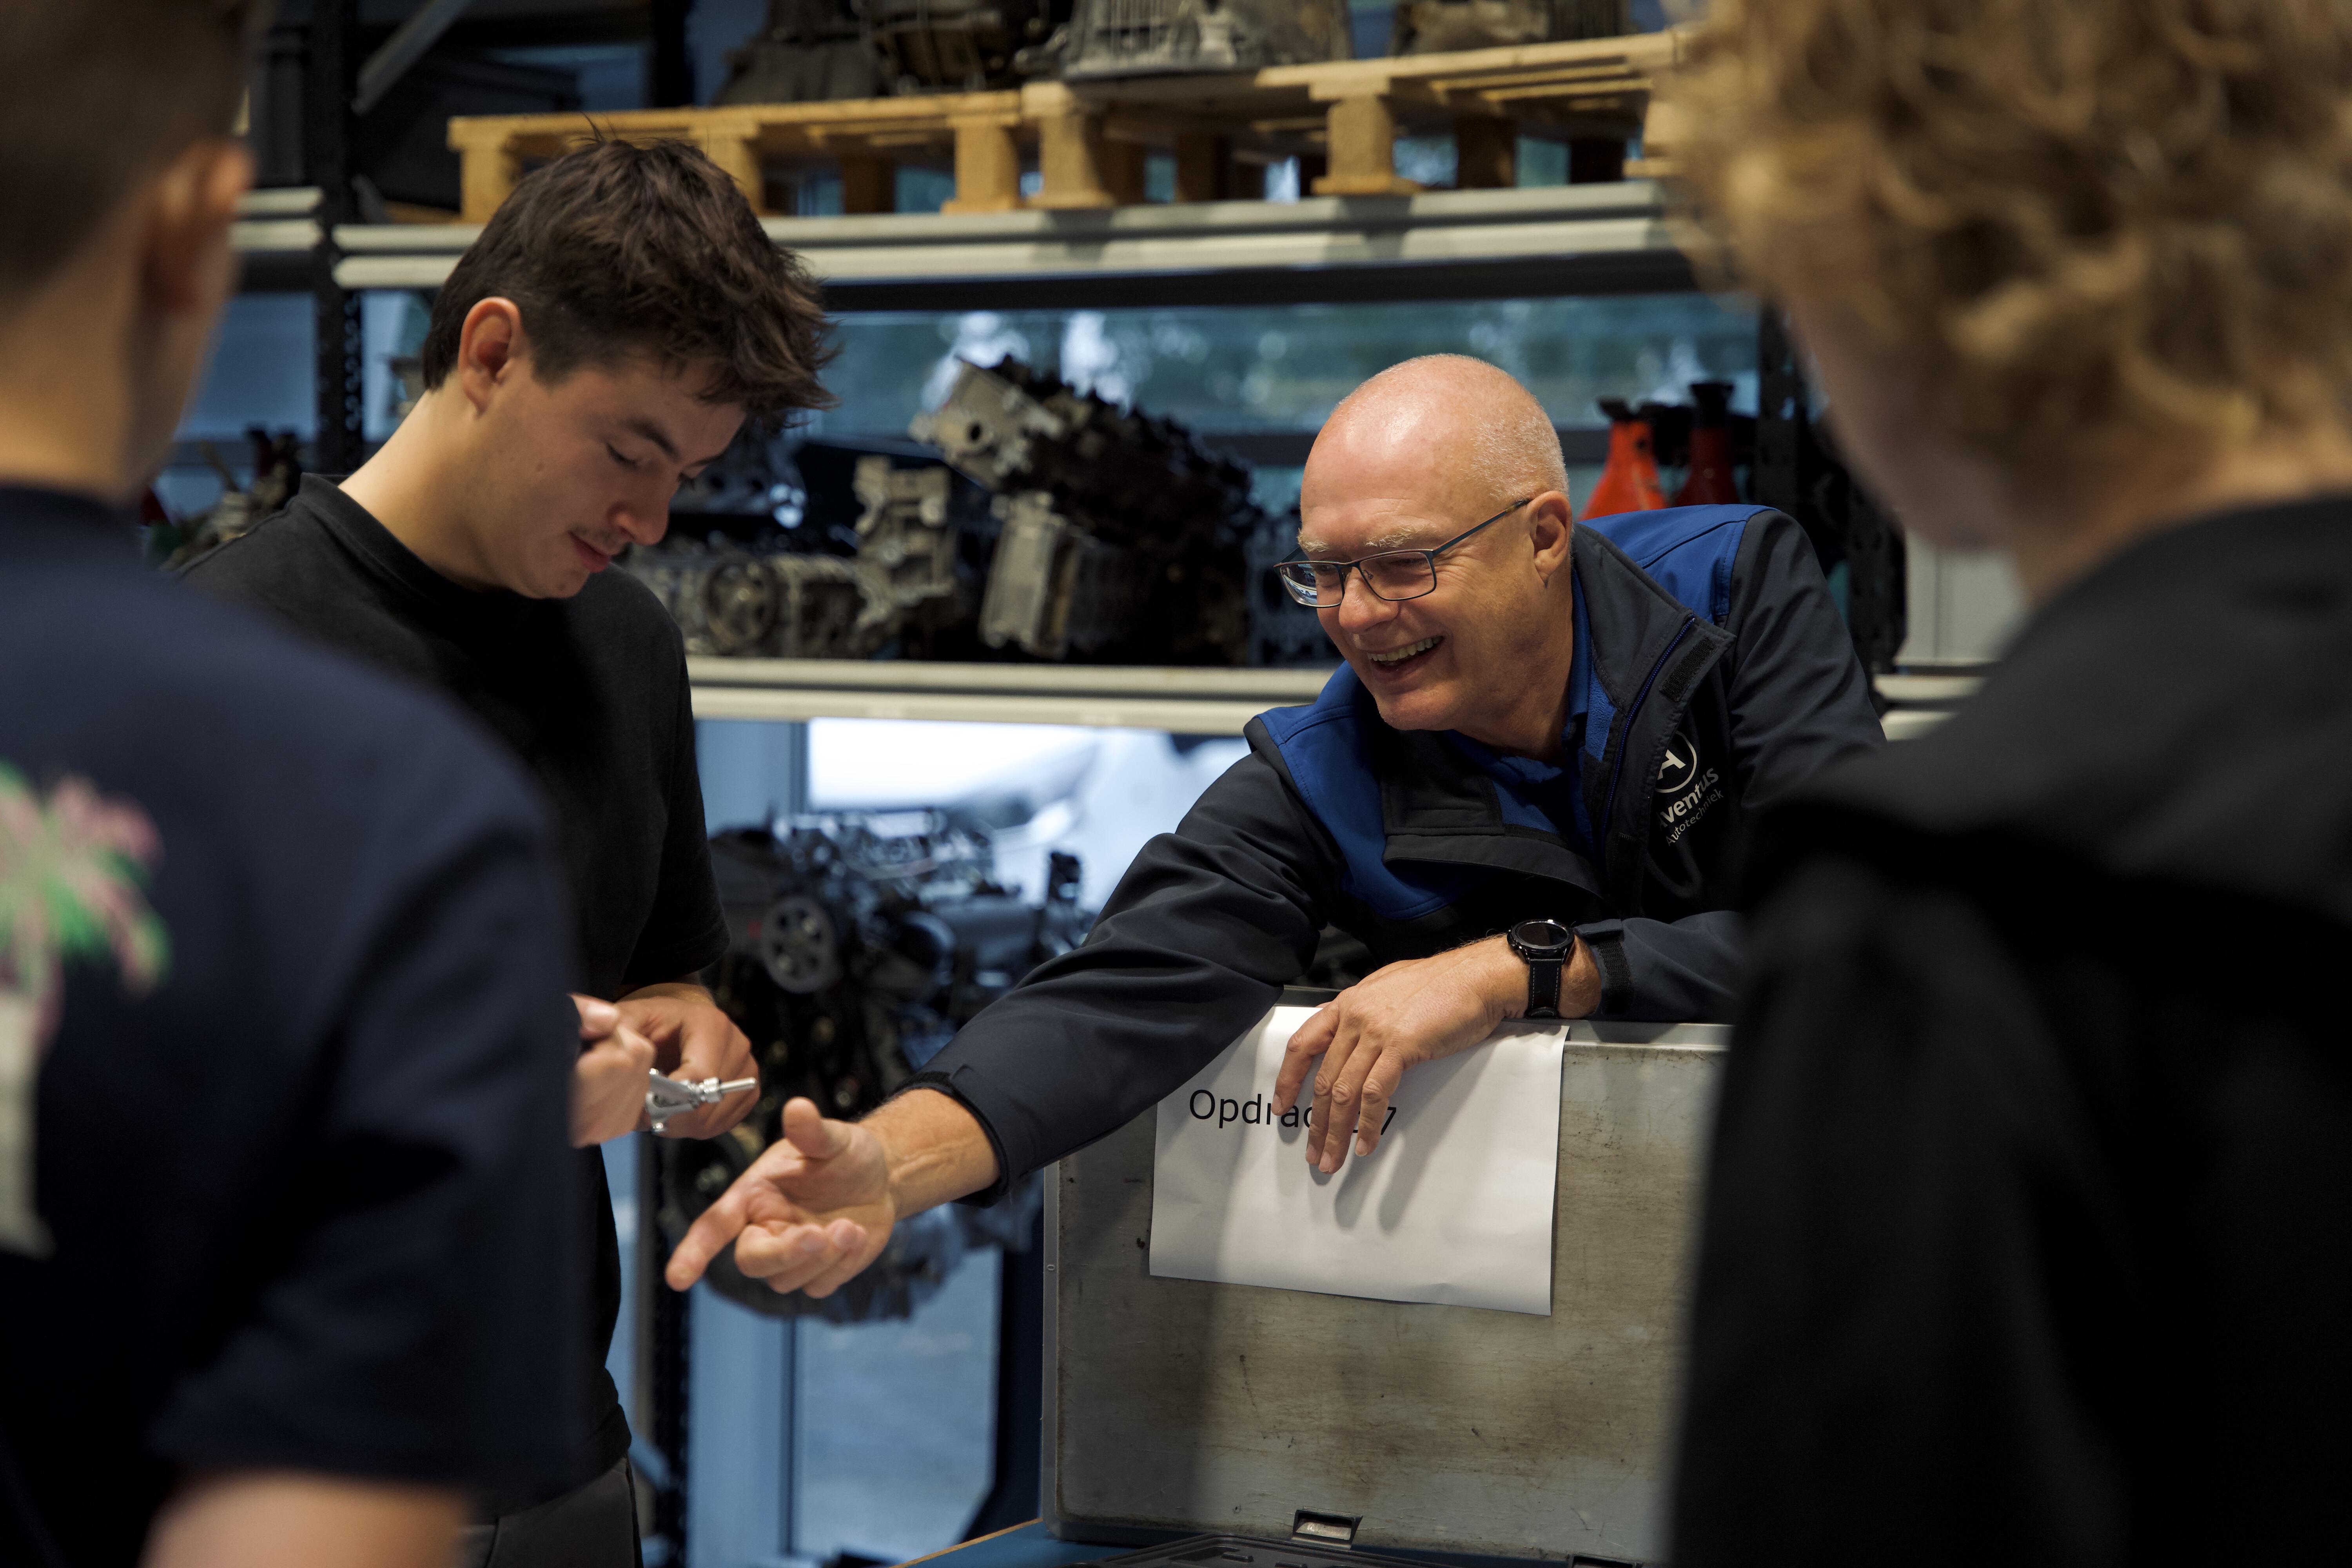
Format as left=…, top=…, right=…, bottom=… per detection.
left=445, top=29, right=1684, bottom=223
left=445, top=92, right=1026, bottom=221
left=1026, top=29, right=1682, bottom=206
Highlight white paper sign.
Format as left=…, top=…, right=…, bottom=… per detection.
left=1149, top=1006, right=1566, bottom=1315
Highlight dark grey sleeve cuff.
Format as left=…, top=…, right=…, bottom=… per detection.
left=1575, top=920, right=1635, bottom=1016
left=891, top=1069, right=1016, bottom=1207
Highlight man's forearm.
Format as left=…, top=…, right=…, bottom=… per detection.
left=868, top=1087, right=1000, bottom=1216
left=1563, top=935, right=1602, bottom=1016
left=143, top=1472, right=463, bottom=1568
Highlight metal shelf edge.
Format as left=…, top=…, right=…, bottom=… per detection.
left=327, top=186, right=1686, bottom=292
left=686, top=657, right=1334, bottom=699
left=1875, top=672, right=1985, bottom=704
left=236, top=187, right=321, bottom=218
left=752, top=183, right=1670, bottom=247
left=232, top=218, right=323, bottom=255
left=690, top=686, right=1286, bottom=734
left=686, top=663, right=1966, bottom=736
left=1880, top=708, right=1953, bottom=742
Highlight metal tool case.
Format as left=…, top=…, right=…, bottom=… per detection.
left=1042, top=1018, right=1727, bottom=1566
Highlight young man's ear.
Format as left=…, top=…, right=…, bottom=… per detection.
left=140, top=138, right=251, bottom=316
left=455, top=298, right=528, bottom=412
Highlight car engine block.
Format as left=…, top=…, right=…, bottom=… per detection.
left=657, top=813, right=1092, bottom=1321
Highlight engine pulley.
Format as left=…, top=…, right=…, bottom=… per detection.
left=758, top=892, right=842, bottom=993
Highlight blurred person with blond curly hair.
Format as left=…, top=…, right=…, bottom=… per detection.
left=1660, top=1, right=2352, bottom=1561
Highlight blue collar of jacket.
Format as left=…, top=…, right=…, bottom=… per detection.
left=1255, top=505, right=1755, bottom=921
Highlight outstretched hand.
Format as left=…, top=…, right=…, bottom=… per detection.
left=1272, top=936, right=1534, bottom=1172
left=664, top=1097, right=895, bottom=1298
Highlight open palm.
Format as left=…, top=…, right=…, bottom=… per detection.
left=666, top=1097, right=896, bottom=1299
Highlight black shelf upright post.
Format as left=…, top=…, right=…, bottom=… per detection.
left=648, top=1140, right=691, bottom=1564
left=307, top=0, right=365, bottom=476
left=1753, top=305, right=1909, bottom=674
left=1753, top=304, right=1806, bottom=539
left=648, top=0, right=696, bottom=109
left=964, top=1210, right=1046, bottom=1539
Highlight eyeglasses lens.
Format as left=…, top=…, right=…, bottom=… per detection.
left=1279, top=562, right=1344, bottom=607
left=1362, top=553, right=1436, bottom=600
left=1279, top=554, right=1437, bottom=607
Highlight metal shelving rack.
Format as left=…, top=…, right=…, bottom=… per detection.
left=230, top=171, right=1711, bottom=737
left=228, top=178, right=1959, bottom=737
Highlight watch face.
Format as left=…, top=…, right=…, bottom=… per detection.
left=1512, top=918, right=1573, bottom=956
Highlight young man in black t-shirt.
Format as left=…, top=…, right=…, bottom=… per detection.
left=0, top=5, right=592, bottom=1566
left=185, top=138, right=837, bottom=1566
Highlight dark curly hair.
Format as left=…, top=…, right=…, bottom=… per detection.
left=1662, top=0, right=2352, bottom=481
left=421, top=137, right=837, bottom=431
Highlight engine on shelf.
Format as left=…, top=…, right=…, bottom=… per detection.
left=657, top=814, right=1093, bottom=1322
left=713, top=0, right=884, bottom=105
left=623, top=454, right=979, bottom=659
left=707, top=0, right=1637, bottom=105
left=1388, top=0, right=1625, bottom=54
left=916, top=355, right=1311, bottom=664
left=624, top=365, right=1329, bottom=668
left=861, top=0, right=1064, bottom=91
left=714, top=0, right=1361, bottom=98
left=1034, top=0, right=1351, bottom=78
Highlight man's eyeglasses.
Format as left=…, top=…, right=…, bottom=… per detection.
left=1275, top=499, right=1533, bottom=609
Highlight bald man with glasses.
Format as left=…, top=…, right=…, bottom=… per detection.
left=666, top=355, right=1884, bottom=1301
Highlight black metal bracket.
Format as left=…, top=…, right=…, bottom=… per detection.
left=305, top=0, right=365, bottom=475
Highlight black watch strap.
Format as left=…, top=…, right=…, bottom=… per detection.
left=1508, top=918, right=1574, bottom=1020
left=1524, top=952, right=1563, bottom=1018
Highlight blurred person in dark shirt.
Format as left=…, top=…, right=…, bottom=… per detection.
left=183, top=136, right=837, bottom=1566
left=1662, top=2, right=2352, bottom=1561
left=0, top=2, right=596, bottom=1566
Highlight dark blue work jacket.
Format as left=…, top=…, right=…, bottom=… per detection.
left=916, top=505, right=1884, bottom=1195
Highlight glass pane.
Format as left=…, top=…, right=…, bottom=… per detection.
left=808, top=296, right=1759, bottom=446
left=806, top=719, right=1249, bottom=908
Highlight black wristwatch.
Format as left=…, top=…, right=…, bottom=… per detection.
left=1507, top=918, right=1577, bottom=1019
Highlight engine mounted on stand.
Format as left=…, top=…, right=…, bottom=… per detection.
left=657, top=814, right=1093, bottom=1323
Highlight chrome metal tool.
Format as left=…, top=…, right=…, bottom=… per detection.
left=646, top=1073, right=760, bottom=1134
